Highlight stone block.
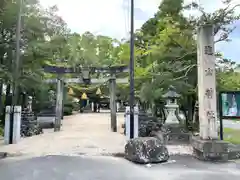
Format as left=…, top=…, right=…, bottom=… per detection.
left=161, top=123, right=191, bottom=144
left=37, top=116, right=55, bottom=128
left=161, top=123, right=188, bottom=134
left=191, top=136, right=229, bottom=161
left=125, top=137, right=169, bottom=164
left=228, top=150, right=240, bottom=160
left=167, top=133, right=191, bottom=144
left=228, top=144, right=240, bottom=160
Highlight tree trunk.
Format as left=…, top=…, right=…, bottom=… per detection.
left=0, top=51, right=4, bottom=120
left=0, top=82, right=3, bottom=116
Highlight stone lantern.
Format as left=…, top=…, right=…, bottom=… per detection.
left=162, top=85, right=180, bottom=124
left=27, top=96, right=33, bottom=112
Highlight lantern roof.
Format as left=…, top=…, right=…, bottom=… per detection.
left=162, top=85, right=180, bottom=98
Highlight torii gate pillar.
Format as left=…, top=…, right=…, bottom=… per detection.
left=109, top=74, right=117, bottom=132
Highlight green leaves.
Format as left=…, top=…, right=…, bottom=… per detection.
left=132, top=0, right=240, bottom=104
left=217, top=72, right=240, bottom=91
left=0, top=0, right=239, bottom=106
left=0, top=0, right=70, bottom=93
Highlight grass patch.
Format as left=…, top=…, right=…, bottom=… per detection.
left=224, top=128, right=240, bottom=144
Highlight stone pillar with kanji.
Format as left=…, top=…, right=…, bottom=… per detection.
left=197, top=25, right=218, bottom=140
left=191, top=24, right=229, bottom=162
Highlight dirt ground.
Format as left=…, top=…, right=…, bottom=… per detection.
left=0, top=111, right=192, bottom=160
left=0, top=112, right=126, bottom=158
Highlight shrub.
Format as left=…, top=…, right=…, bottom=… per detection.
left=63, top=106, right=73, bottom=116
left=0, top=126, right=3, bottom=136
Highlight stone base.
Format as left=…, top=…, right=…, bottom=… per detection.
left=118, top=107, right=125, bottom=112
left=228, top=144, right=240, bottom=160
left=167, top=133, right=191, bottom=144
left=161, top=123, right=191, bottom=144
left=191, top=136, right=229, bottom=162
left=228, top=150, right=240, bottom=160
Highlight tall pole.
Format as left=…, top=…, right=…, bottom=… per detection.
left=9, top=0, right=23, bottom=144
left=129, top=0, right=135, bottom=139
left=9, top=0, right=22, bottom=144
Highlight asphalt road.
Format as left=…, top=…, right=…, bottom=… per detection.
left=221, top=120, right=240, bottom=129
left=0, top=155, right=240, bottom=180
left=0, top=112, right=239, bottom=180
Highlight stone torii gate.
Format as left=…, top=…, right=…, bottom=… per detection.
left=44, top=65, right=128, bottom=132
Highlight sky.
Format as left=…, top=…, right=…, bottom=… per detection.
left=39, top=0, right=240, bottom=62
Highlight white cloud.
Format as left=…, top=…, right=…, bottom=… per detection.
left=40, top=0, right=127, bottom=38
left=39, top=0, right=164, bottom=38
left=39, top=0, right=239, bottom=39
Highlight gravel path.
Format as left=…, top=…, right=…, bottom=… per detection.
left=0, top=112, right=193, bottom=160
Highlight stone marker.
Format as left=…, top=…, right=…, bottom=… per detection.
left=124, top=137, right=169, bottom=164
left=191, top=24, right=229, bottom=161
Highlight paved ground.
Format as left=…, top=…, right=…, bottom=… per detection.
left=0, top=154, right=240, bottom=180
left=0, top=112, right=239, bottom=180
left=220, top=119, right=240, bottom=129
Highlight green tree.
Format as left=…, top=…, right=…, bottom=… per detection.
left=133, top=0, right=240, bottom=122
left=0, top=0, right=69, bottom=118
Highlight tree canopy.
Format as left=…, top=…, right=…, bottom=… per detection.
left=0, top=0, right=240, bottom=119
